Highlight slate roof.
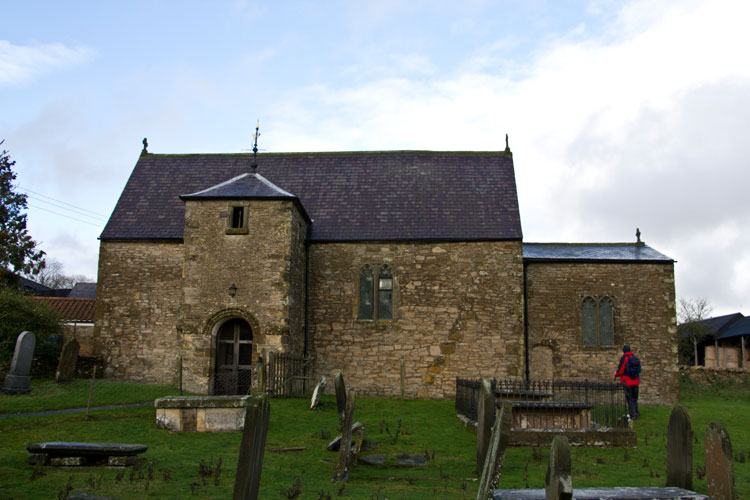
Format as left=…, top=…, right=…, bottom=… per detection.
left=32, top=297, right=96, bottom=322
left=100, top=151, right=522, bottom=242
left=717, top=316, right=750, bottom=340
left=181, top=172, right=296, bottom=200
left=523, top=243, right=673, bottom=262
left=68, top=282, right=97, bottom=299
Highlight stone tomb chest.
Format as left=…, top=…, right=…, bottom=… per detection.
left=155, top=395, right=253, bottom=432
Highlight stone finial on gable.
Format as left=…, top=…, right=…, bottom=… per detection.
left=504, top=134, right=511, bottom=154
left=636, top=228, right=644, bottom=247
left=141, top=138, right=148, bottom=156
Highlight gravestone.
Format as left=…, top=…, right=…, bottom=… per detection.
left=334, top=371, right=346, bottom=426
left=545, top=435, right=573, bottom=500
left=310, top=376, right=326, bottom=410
left=705, top=422, right=736, bottom=500
left=332, top=387, right=355, bottom=483
left=55, top=338, right=80, bottom=383
left=476, top=403, right=512, bottom=500
left=666, top=405, right=693, bottom=490
left=233, top=395, right=271, bottom=500
left=477, top=378, right=495, bottom=474
left=327, top=422, right=364, bottom=451
left=2, top=331, right=36, bottom=395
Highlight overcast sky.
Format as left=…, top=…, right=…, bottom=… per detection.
left=2, top=0, right=749, bottom=317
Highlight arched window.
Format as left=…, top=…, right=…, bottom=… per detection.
left=581, top=296, right=615, bottom=347
left=378, top=266, right=393, bottom=320
left=358, top=266, right=374, bottom=320
left=581, top=297, right=597, bottom=346
left=599, top=298, right=614, bottom=346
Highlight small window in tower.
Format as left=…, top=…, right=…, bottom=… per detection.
left=231, top=206, right=244, bottom=228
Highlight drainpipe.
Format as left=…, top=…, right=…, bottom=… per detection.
left=523, top=261, right=530, bottom=383
left=304, top=239, right=310, bottom=358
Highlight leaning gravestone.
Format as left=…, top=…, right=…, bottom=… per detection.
left=334, top=371, right=347, bottom=426
left=332, top=388, right=356, bottom=483
left=476, top=403, right=512, bottom=500
left=2, top=331, right=36, bottom=395
left=55, top=338, right=80, bottom=383
left=705, top=422, right=737, bottom=500
left=666, top=405, right=693, bottom=490
left=310, top=376, right=326, bottom=410
left=233, top=395, right=271, bottom=500
left=545, top=435, right=573, bottom=500
left=477, top=378, right=495, bottom=474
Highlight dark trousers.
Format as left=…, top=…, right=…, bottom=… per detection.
left=624, top=385, right=640, bottom=419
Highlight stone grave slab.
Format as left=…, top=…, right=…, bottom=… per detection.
left=545, top=435, right=572, bottom=500
left=155, top=395, right=252, bottom=432
left=55, top=338, right=80, bottom=383
left=233, top=395, right=270, bottom=500
left=491, top=487, right=710, bottom=500
left=310, top=376, right=326, bottom=410
left=334, top=371, right=346, bottom=425
left=327, top=421, right=364, bottom=451
left=666, top=405, right=693, bottom=490
left=2, top=331, right=36, bottom=395
left=394, top=454, right=428, bottom=467
left=27, top=442, right=147, bottom=467
left=705, top=421, right=737, bottom=500
left=359, top=454, right=386, bottom=466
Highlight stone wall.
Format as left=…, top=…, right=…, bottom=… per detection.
left=180, top=199, right=307, bottom=393
left=525, top=261, right=678, bottom=405
left=62, top=323, right=95, bottom=356
left=308, top=241, right=525, bottom=399
left=93, top=241, right=183, bottom=384
left=680, top=366, right=750, bottom=385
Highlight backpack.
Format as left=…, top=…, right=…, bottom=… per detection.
left=625, top=355, right=641, bottom=379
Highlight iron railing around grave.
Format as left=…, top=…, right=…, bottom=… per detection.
left=455, top=377, right=627, bottom=429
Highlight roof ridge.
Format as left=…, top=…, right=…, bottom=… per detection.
left=143, top=150, right=514, bottom=158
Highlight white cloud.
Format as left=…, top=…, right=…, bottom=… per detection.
left=263, top=0, right=750, bottom=314
left=0, top=40, right=94, bottom=86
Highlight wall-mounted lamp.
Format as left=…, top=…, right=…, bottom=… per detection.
left=229, top=283, right=237, bottom=298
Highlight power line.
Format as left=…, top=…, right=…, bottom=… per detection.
left=24, top=193, right=108, bottom=222
left=19, top=186, right=108, bottom=218
left=28, top=204, right=104, bottom=228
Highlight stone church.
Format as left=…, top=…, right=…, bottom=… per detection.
left=94, top=143, right=678, bottom=404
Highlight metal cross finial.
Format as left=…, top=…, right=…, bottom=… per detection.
left=251, top=120, right=260, bottom=170
left=141, top=137, right=148, bottom=156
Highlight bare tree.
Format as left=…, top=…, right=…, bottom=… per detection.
left=32, top=258, right=92, bottom=289
left=677, top=297, right=713, bottom=366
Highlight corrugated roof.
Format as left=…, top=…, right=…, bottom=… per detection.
left=523, top=243, right=673, bottom=262
left=100, top=150, right=522, bottom=242
left=32, top=297, right=95, bottom=322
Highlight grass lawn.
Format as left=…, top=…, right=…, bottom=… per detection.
left=0, top=378, right=182, bottom=414
left=0, top=376, right=749, bottom=499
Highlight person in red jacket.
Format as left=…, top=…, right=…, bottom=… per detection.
left=615, top=344, right=640, bottom=420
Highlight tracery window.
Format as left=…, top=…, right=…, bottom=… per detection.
left=377, top=266, right=393, bottom=320
left=581, top=296, right=615, bottom=347
left=357, top=264, right=394, bottom=321
left=358, top=266, right=374, bottom=320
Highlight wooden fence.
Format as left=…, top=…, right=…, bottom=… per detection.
left=266, top=352, right=311, bottom=398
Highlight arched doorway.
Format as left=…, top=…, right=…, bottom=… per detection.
left=214, top=318, right=253, bottom=395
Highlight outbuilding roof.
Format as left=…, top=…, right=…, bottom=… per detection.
left=717, top=316, right=750, bottom=340
left=100, top=150, right=522, bottom=242
left=32, top=297, right=96, bottom=322
left=523, top=243, right=673, bottom=262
